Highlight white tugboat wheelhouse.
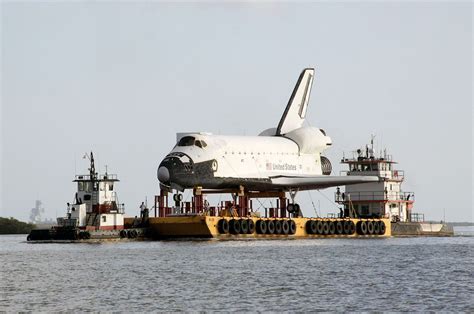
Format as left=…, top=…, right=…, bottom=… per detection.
left=335, top=140, right=415, bottom=222
left=57, top=152, right=125, bottom=230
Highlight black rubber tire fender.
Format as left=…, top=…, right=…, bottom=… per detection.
left=240, top=219, right=249, bottom=234
left=328, top=221, right=336, bottom=235
left=306, top=220, right=317, bottom=234
left=289, top=220, right=296, bottom=234
left=247, top=219, right=255, bottom=234
left=357, top=221, right=368, bottom=235
left=217, top=219, right=229, bottom=234
left=322, top=221, right=330, bottom=235
left=266, top=220, right=275, bottom=234
left=229, top=219, right=241, bottom=234
left=349, top=221, right=356, bottom=234
left=335, top=221, right=343, bottom=234
left=316, top=220, right=324, bottom=234
left=274, top=220, right=282, bottom=234
left=281, top=220, right=290, bottom=235
left=367, top=221, right=375, bottom=234
left=379, top=221, right=386, bottom=235
left=256, top=220, right=267, bottom=234
left=343, top=221, right=351, bottom=234
left=120, top=230, right=128, bottom=238
left=373, top=220, right=380, bottom=234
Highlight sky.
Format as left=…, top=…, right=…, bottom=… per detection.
left=1, top=2, right=472, bottom=222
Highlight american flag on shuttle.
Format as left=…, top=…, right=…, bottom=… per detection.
left=266, top=162, right=272, bottom=171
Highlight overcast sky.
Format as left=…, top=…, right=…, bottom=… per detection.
left=1, top=2, right=472, bottom=222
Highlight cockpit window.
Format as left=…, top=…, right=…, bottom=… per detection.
left=177, top=136, right=196, bottom=146
left=320, top=129, right=326, bottom=136
left=195, top=140, right=207, bottom=148
left=176, top=136, right=208, bottom=149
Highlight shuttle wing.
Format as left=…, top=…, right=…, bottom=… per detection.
left=276, top=68, right=315, bottom=135
left=270, top=175, right=379, bottom=190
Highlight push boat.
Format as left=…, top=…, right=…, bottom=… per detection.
left=27, top=153, right=146, bottom=242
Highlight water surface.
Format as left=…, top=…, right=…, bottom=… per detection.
left=1, top=229, right=473, bottom=311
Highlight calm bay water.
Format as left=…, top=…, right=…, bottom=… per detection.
left=1, top=228, right=473, bottom=312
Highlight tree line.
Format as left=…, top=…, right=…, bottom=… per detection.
left=0, top=217, right=36, bottom=234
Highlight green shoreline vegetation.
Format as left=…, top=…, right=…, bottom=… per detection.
left=0, top=217, right=36, bottom=234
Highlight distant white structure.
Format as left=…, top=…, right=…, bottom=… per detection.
left=29, top=200, right=45, bottom=223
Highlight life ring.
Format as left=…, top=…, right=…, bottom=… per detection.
left=256, top=220, right=267, bottom=234
left=240, top=219, right=249, bottom=234
left=217, top=219, right=229, bottom=234
left=281, top=220, right=290, bottom=235
left=289, top=220, right=297, bottom=234
left=247, top=219, right=255, bottom=234
left=274, top=220, right=282, bottom=234
left=266, top=220, right=275, bottom=234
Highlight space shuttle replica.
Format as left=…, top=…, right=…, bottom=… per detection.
left=158, top=68, right=379, bottom=193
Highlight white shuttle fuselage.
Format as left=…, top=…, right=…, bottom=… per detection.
left=158, top=68, right=378, bottom=192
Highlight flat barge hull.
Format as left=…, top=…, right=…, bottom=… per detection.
left=143, top=216, right=391, bottom=239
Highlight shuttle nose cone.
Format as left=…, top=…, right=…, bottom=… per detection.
left=158, top=166, right=170, bottom=183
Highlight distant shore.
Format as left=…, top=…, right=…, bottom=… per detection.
left=446, top=222, right=474, bottom=227
left=0, top=217, right=36, bottom=234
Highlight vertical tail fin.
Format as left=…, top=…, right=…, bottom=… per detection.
left=276, top=68, right=315, bottom=135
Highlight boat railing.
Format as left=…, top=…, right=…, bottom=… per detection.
left=340, top=170, right=404, bottom=180
left=74, top=174, right=118, bottom=181
left=57, top=217, right=78, bottom=227
left=410, top=213, right=425, bottom=222
left=335, top=191, right=415, bottom=202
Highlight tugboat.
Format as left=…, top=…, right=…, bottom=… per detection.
left=27, top=152, right=146, bottom=241
left=335, top=138, right=453, bottom=236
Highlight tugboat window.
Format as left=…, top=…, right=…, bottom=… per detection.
left=108, top=183, right=114, bottom=191
left=78, top=182, right=84, bottom=191
left=177, top=136, right=195, bottom=147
